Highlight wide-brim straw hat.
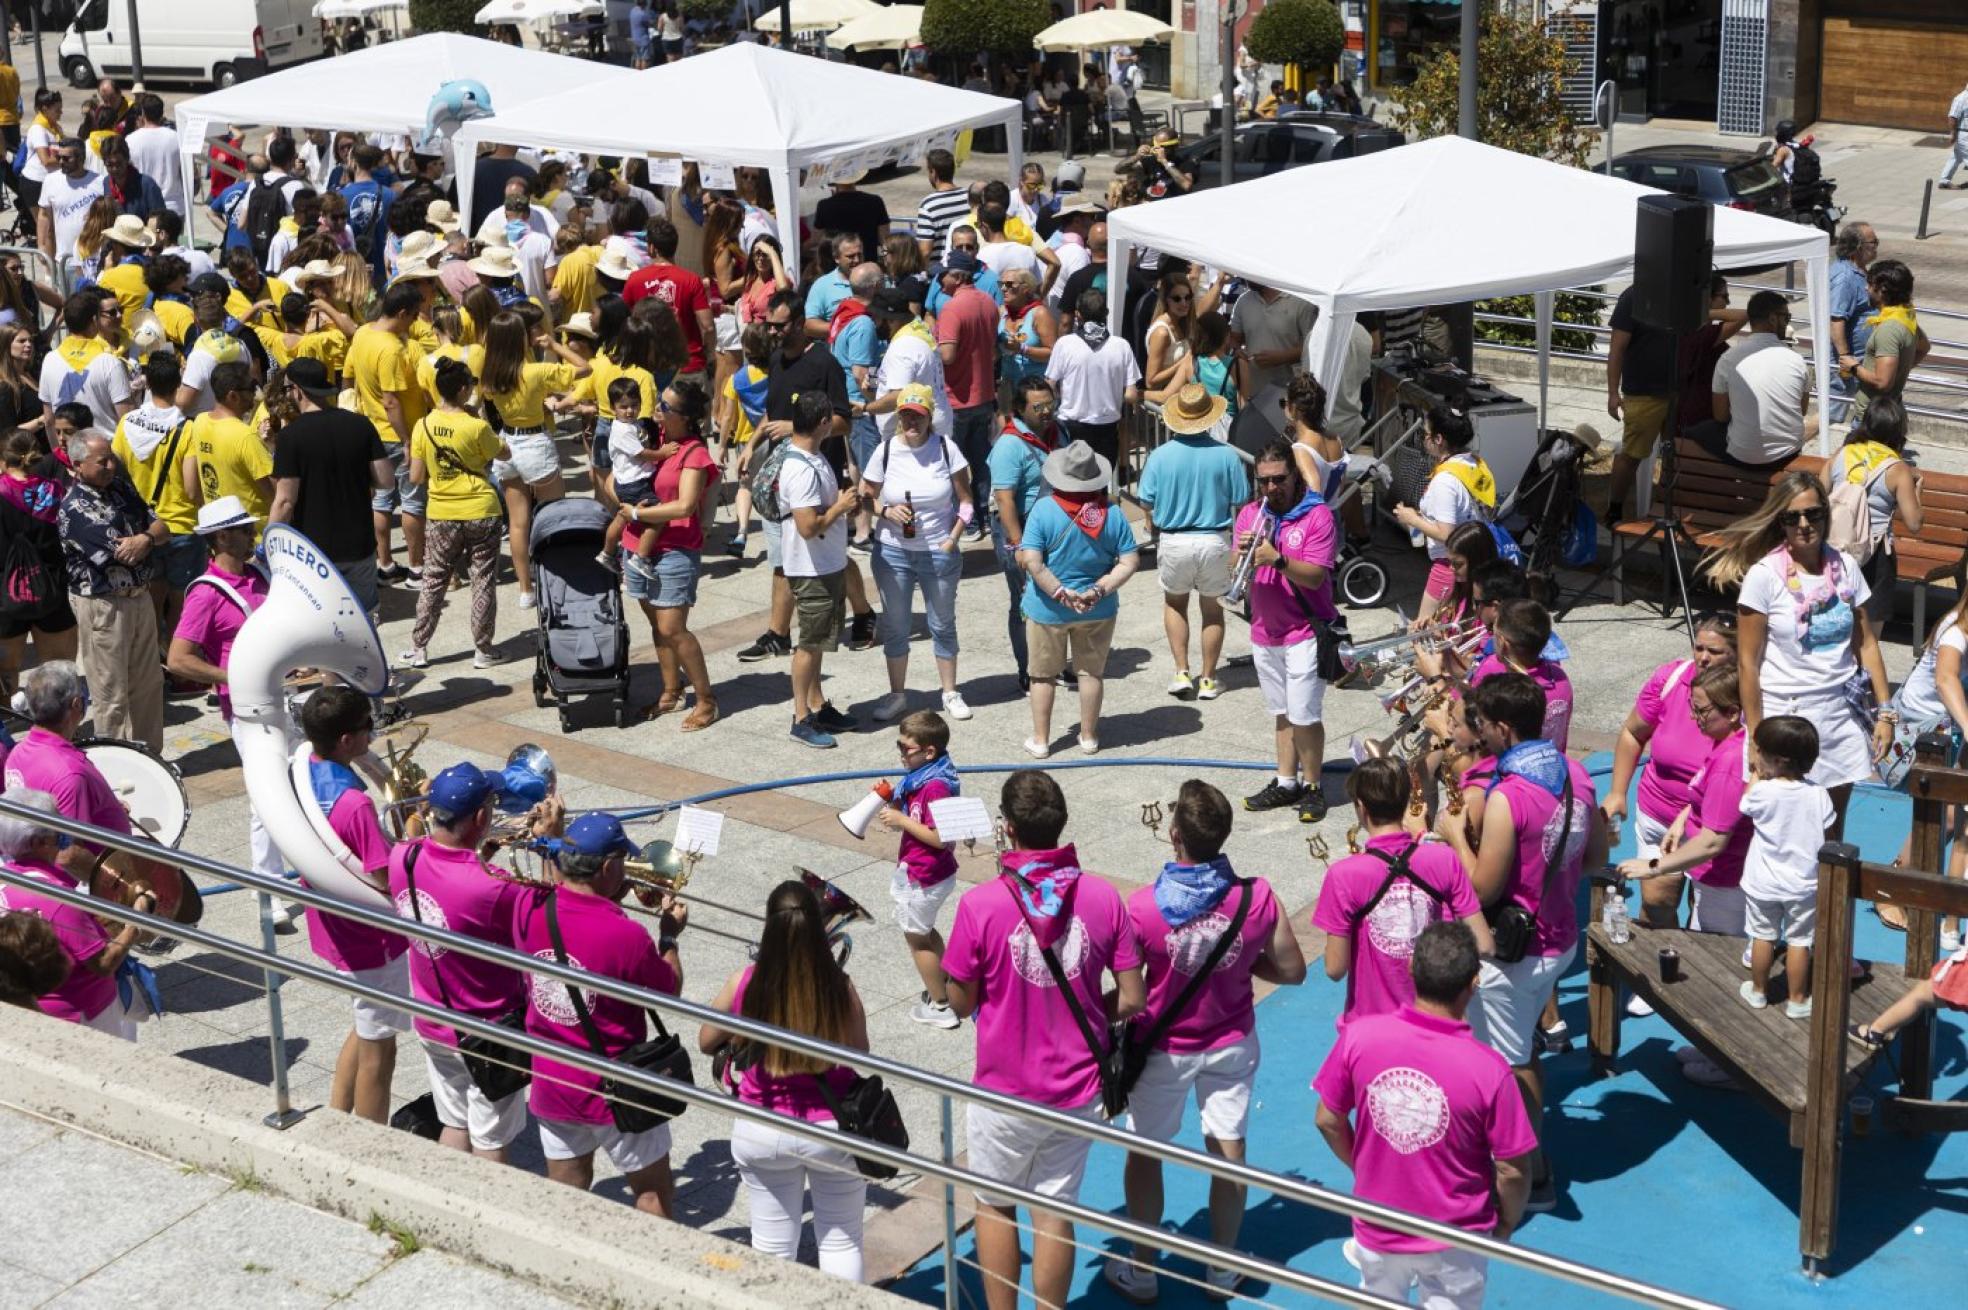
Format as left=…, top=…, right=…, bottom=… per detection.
left=595, top=236, right=639, bottom=283
left=1042, top=439, right=1112, bottom=493
left=425, top=200, right=462, bottom=234
left=1162, top=382, right=1227, bottom=435
left=468, top=245, right=521, bottom=280
left=103, top=214, right=154, bottom=249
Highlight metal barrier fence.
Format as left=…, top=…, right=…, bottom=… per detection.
left=0, top=794, right=1725, bottom=1310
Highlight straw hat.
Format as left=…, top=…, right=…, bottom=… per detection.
left=1042, top=439, right=1112, bottom=493
left=1162, top=383, right=1227, bottom=436
left=397, top=229, right=442, bottom=266
left=1054, top=194, right=1105, bottom=220
left=424, top=200, right=462, bottom=235
left=561, top=312, right=599, bottom=341
left=595, top=236, right=639, bottom=283
left=102, top=214, right=154, bottom=250
left=288, top=259, right=338, bottom=288
left=468, top=245, right=521, bottom=280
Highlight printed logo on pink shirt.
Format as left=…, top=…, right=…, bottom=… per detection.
left=1165, top=912, right=1246, bottom=977
left=1366, top=1066, right=1451, bottom=1155
left=1365, top=885, right=1437, bottom=960
left=1009, top=916, right=1089, bottom=987
left=394, top=888, right=449, bottom=958
left=1541, top=795, right=1591, bottom=870
left=1283, top=524, right=1305, bottom=551
left=526, top=948, right=593, bottom=1024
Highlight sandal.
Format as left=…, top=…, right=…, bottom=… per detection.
left=641, top=690, right=685, bottom=721
left=1847, top=1023, right=1887, bottom=1053
left=680, top=701, right=719, bottom=733
left=1875, top=903, right=1910, bottom=933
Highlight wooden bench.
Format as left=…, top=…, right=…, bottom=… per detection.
left=1610, top=440, right=1968, bottom=639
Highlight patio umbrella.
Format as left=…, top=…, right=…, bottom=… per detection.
left=754, top=0, right=881, bottom=35
left=823, top=4, right=924, bottom=51
left=1032, top=10, right=1176, bottom=52
left=313, top=0, right=409, bottom=17
left=473, top=0, right=602, bottom=24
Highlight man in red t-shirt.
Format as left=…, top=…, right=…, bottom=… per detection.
left=622, top=214, right=714, bottom=380
left=935, top=249, right=1001, bottom=520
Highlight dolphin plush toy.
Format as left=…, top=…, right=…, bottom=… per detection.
left=418, top=79, right=494, bottom=151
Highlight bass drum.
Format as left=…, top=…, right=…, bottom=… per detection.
left=78, top=739, right=201, bottom=928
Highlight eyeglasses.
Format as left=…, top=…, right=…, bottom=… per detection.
left=1778, top=507, right=1828, bottom=528
left=1691, top=699, right=1727, bottom=723
left=1254, top=473, right=1290, bottom=487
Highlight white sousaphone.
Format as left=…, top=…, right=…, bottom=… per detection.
left=231, top=525, right=394, bottom=909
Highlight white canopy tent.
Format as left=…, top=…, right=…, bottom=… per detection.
left=474, top=0, right=600, bottom=23
left=1106, top=136, right=1836, bottom=454
left=455, top=42, right=1023, bottom=262
left=173, top=34, right=628, bottom=213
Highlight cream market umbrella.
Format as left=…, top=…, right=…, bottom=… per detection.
left=312, top=0, right=409, bottom=18
left=755, top=0, right=881, bottom=35
left=1032, top=10, right=1175, bottom=52
left=824, top=4, right=923, bottom=51
left=473, top=0, right=602, bottom=24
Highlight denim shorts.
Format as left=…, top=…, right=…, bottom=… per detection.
left=849, top=414, right=881, bottom=478
left=370, top=444, right=429, bottom=516
left=159, top=534, right=206, bottom=590
left=763, top=515, right=784, bottom=570
left=625, top=547, right=700, bottom=608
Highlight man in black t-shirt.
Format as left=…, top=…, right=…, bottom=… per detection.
left=812, top=174, right=890, bottom=263
left=1605, top=285, right=1679, bottom=523
left=267, top=359, right=394, bottom=614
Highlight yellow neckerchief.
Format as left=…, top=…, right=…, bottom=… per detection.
left=893, top=318, right=935, bottom=349
left=1867, top=304, right=1918, bottom=335
left=1434, top=452, right=1496, bottom=509
left=277, top=216, right=299, bottom=237
left=56, top=334, right=108, bottom=371
left=32, top=111, right=55, bottom=134
left=1841, top=440, right=1898, bottom=484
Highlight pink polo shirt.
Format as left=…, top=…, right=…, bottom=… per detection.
left=1633, top=659, right=1713, bottom=825
left=172, top=564, right=267, bottom=722
left=1126, top=877, right=1280, bottom=1055
left=896, top=777, right=958, bottom=887
left=300, top=780, right=408, bottom=974
left=3, top=729, right=131, bottom=851
left=1236, top=499, right=1338, bottom=648
left=0, top=858, right=118, bottom=1023
left=729, top=966, right=858, bottom=1123
left=1312, top=834, right=1480, bottom=1026
left=1313, top=1006, right=1538, bottom=1254
left=1492, top=757, right=1596, bottom=958
left=511, top=885, right=678, bottom=1127
left=388, top=837, right=525, bottom=1047
left=1468, top=654, right=1573, bottom=752
left=1687, top=730, right=1751, bottom=889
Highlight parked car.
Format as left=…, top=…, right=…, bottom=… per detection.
left=1166, top=115, right=1405, bottom=190
left=1606, top=145, right=1795, bottom=220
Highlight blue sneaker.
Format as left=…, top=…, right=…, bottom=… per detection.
left=790, top=717, right=837, bottom=749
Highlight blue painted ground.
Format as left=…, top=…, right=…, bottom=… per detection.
left=894, top=755, right=1966, bottom=1308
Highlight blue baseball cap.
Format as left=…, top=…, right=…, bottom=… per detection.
left=426, top=762, right=495, bottom=818
left=564, top=812, right=634, bottom=858
left=942, top=250, right=981, bottom=278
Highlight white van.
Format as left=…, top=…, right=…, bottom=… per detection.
left=59, top=0, right=326, bottom=91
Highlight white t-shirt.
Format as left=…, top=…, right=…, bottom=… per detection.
left=164, top=243, right=217, bottom=282
left=864, top=432, right=965, bottom=550
left=472, top=204, right=559, bottom=248
left=1738, top=548, right=1871, bottom=697
left=40, top=170, right=108, bottom=262
left=1893, top=615, right=1967, bottom=726
left=1417, top=455, right=1487, bottom=561
left=1739, top=778, right=1836, bottom=902
left=873, top=332, right=952, bottom=440
left=39, top=343, right=134, bottom=433
left=125, top=125, right=186, bottom=216
left=179, top=344, right=222, bottom=416
left=1951, top=89, right=1968, bottom=133
left=1049, top=239, right=1091, bottom=311
left=1046, top=332, right=1141, bottom=424
left=978, top=238, right=1040, bottom=281
left=20, top=119, right=56, bottom=184
left=777, top=445, right=847, bottom=578
left=1712, top=331, right=1810, bottom=463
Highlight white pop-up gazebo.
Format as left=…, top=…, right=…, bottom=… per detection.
left=1106, top=136, right=1836, bottom=452
left=454, top=42, right=1024, bottom=262
left=173, top=33, right=629, bottom=208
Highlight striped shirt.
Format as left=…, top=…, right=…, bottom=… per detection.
left=914, top=186, right=970, bottom=250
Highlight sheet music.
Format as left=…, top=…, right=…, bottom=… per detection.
left=674, top=805, right=723, bottom=856
left=929, top=796, right=993, bottom=845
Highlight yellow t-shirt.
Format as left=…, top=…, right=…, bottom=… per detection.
left=111, top=407, right=198, bottom=534
left=251, top=325, right=295, bottom=368
left=0, top=66, right=20, bottom=128
left=480, top=360, right=576, bottom=430
left=410, top=410, right=503, bottom=522
left=189, top=412, right=273, bottom=525
left=151, top=299, right=195, bottom=348
left=291, top=327, right=348, bottom=381
left=407, top=317, right=439, bottom=357
left=586, top=352, right=655, bottom=420
left=97, top=261, right=149, bottom=331
left=551, top=244, right=602, bottom=320
left=346, top=323, right=427, bottom=446
left=226, top=277, right=290, bottom=334
left=720, top=364, right=768, bottom=446
left=414, top=342, right=472, bottom=409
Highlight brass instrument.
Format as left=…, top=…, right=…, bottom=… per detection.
left=1222, top=508, right=1273, bottom=607
left=358, top=720, right=430, bottom=840
left=1337, top=617, right=1480, bottom=683
left=797, top=867, right=873, bottom=967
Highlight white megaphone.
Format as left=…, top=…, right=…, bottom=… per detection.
left=838, top=780, right=895, bottom=839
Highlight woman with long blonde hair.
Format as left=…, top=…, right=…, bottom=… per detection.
left=68, top=196, right=121, bottom=284
left=478, top=308, right=590, bottom=607
left=327, top=250, right=374, bottom=321
left=699, top=879, right=869, bottom=1281
left=1702, top=470, right=1894, bottom=847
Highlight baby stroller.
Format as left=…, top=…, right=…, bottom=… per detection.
left=528, top=498, right=631, bottom=732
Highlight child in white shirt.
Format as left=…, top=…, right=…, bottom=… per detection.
left=1738, top=715, right=1836, bottom=1019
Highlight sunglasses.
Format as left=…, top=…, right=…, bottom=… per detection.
left=1778, top=507, right=1828, bottom=528
left=764, top=319, right=793, bottom=333
left=1255, top=473, right=1291, bottom=486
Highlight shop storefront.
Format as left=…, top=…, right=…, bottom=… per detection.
left=1367, top=0, right=1466, bottom=91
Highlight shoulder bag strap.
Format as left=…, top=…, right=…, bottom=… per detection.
left=148, top=419, right=190, bottom=505
left=1350, top=840, right=1447, bottom=933
left=1005, top=881, right=1109, bottom=1064
left=1129, top=881, right=1253, bottom=1055
left=1526, top=773, right=1576, bottom=935
left=546, top=886, right=673, bottom=1045
left=400, top=842, right=461, bottom=1015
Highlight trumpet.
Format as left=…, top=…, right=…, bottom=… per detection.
left=1338, top=617, right=1481, bottom=682
left=1222, top=508, right=1273, bottom=607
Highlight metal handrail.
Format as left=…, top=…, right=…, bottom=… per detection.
left=0, top=795, right=1724, bottom=1310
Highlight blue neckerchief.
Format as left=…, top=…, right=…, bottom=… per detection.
left=1001, top=844, right=1083, bottom=924
left=680, top=190, right=706, bottom=226
left=1491, top=738, right=1567, bottom=798
left=0, top=722, right=14, bottom=749
left=1480, top=632, right=1569, bottom=664
left=1277, top=487, right=1325, bottom=525
left=491, top=283, right=527, bottom=308
left=116, top=957, right=164, bottom=1018
left=733, top=367, right=769, bottom=423
left=308, top=756, right=366, bottom=815
left=1155, top=854, right=1237, bottom=928
left=895, top=753, right=959, bottom=806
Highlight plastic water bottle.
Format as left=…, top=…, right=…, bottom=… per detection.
left=1603, top=882, right=1632, bottom=945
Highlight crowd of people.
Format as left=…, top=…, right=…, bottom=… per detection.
left=0, top=55, right=1961, bottom=1310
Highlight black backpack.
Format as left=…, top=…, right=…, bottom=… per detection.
left=241, top=179, right=287, bottom=270
left=1788, top=142, right=1822, bottom=188
left=0, top=497, right=60, bottom=628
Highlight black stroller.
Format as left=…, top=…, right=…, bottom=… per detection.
left=528, top=498, right=631, bottom=731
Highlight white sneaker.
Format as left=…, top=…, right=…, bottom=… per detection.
left=1941, top=929, right=1963, bottom=955
left=1739, top=980, right=1769, bottom=1010
left=910, top=993, right=961, bottom=1030
left=1166, top=671, right=1194, bottom=698
left=399, top=647, right=428, bottom=669
left=1196, top=676, right=1222, bottom=701
left=1077, top=735, right=1100, bottom=755
left=472, top=648, right=499, bottom=670
left=1785, top=997, right=1813, bottom=1020
left=1023, top=737, right=1050, bottom=759
left=940, top=690, right=972, bottom=721
left=1626, top=993, right=1655, bottom=1017
left=871, top=691, right=910, bottom=722
left=518, top=591, right=537, bottom=610
left=1203, top=1266, right=1244, bottom=1300
left=270, top=898, right=304, bottom=933
left=1102, top=1257, right=1158, bottom=1305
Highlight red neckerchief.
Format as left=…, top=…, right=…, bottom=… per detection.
left=827, top=295, right=869, bottom=345
left=1001, top=416, right=1055, bottom=459
left=1051, top=488, right=1108, bottom=539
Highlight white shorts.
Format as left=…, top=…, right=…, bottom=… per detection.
left=536, top=1115, right=673, bottom=1173
left=348, top=955, right=412, bottom=1041
left=82, top=997, right=141, bottom=1042
left=1689, top=881, right=1747, bottom=936
left=890, top=865, right=957, bottom=936
left=1253, top=640, right=1326, bottom=726
left=1125, top=1034, right=1259, bottom=1143
left=492, top=430, right=561, bottom=486
left=1469, top=944, right=1575, bottom=1068
left=1345, top=1238, right=1489, bottom=1310
left=966, top=1100, right=1104, bottom=1208
left=1633, top=809, right=1671, bottom=864
left=1156, top=530, right=1233, bottom=598
left=714, top=310, right=741, bottom=354
left=1744, top=892, right=1814, bottom=944
left=1764, top=689, right=1874, bottom=790
left=423, top=1041, right=531, bottom=1151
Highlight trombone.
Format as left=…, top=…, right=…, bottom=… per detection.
left=1337, top=616, right=1482, bottom=683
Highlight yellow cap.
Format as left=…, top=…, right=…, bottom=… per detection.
left=897, top=382, right=935, bottom=415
